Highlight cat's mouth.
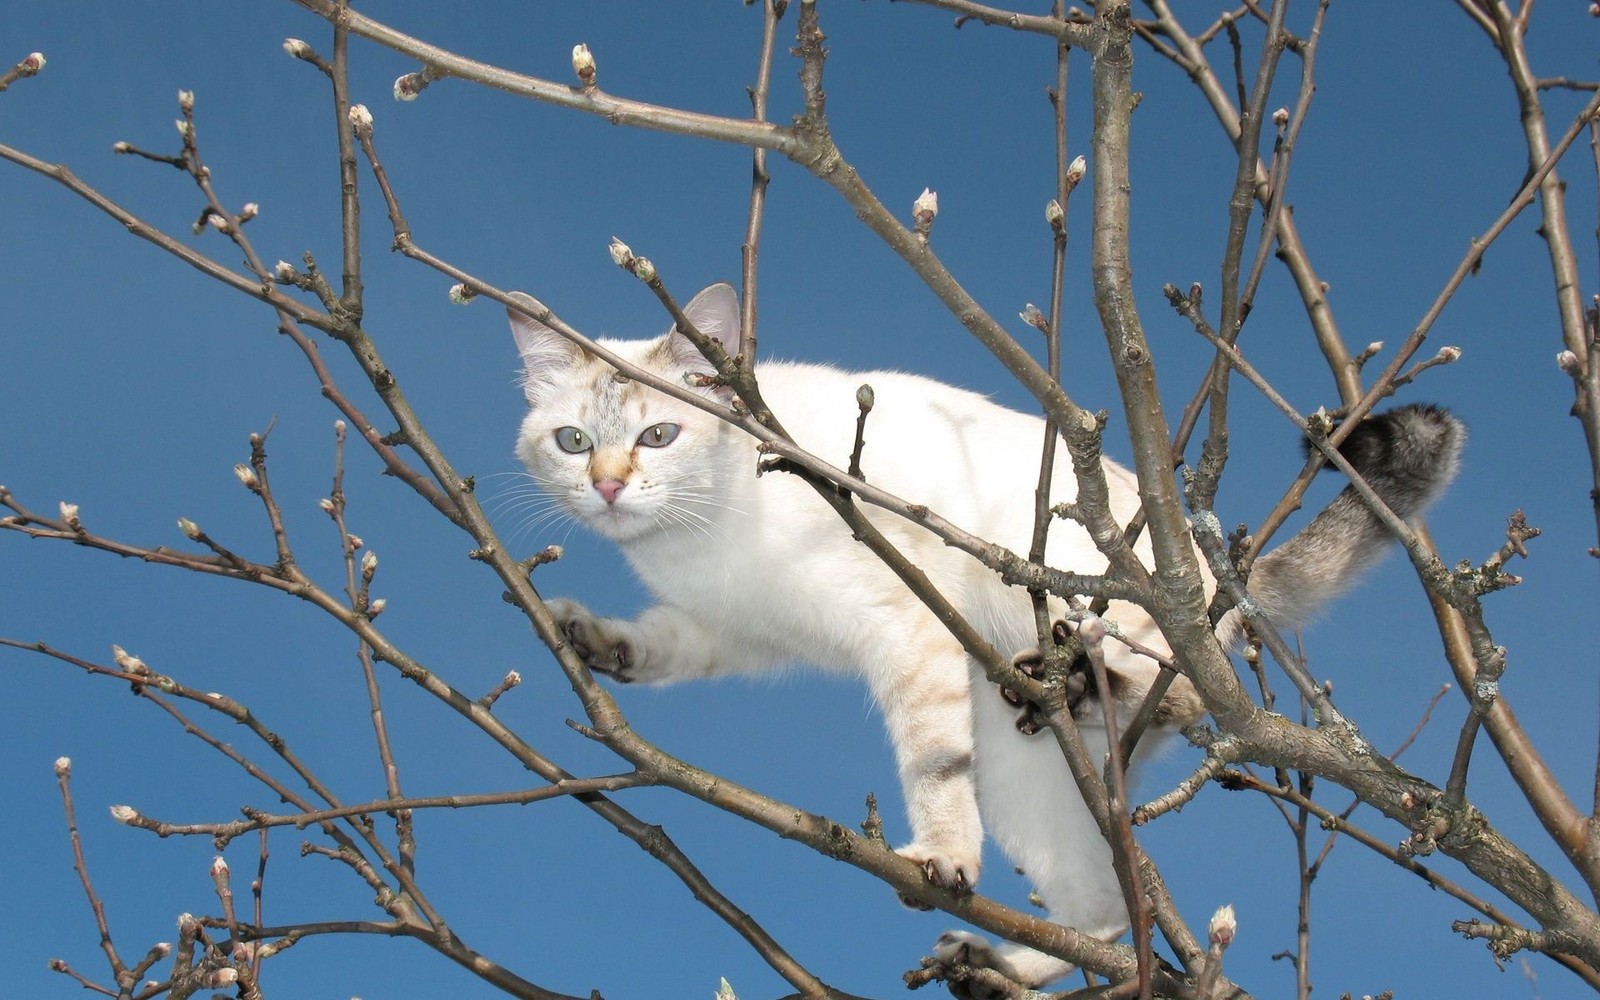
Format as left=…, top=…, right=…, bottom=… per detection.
left=577, top=497, right=653, bottom=540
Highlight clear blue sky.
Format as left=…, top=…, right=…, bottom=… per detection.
left=3, top=3, right=1597, bottom=999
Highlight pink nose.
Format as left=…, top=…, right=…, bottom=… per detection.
left=593, top=479, right=626, bottom=504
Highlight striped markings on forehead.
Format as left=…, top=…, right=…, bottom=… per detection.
left=579, top=357, right=658, bottom=444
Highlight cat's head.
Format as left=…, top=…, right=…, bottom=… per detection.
left=508, top=283, right=743, bottom=543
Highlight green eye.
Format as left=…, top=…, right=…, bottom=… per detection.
left=638, top=423, right=681, bottom=448
left=554, top=427, right=591, bottom=453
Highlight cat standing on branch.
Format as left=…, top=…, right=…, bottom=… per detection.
left=506, top=281, right=1465, bottom=995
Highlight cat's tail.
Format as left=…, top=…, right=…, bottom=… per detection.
left=1221, top=403, right=1465, bottom=640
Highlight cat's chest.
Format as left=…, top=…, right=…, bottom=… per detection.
left=619, top=487, right=877, bottom=659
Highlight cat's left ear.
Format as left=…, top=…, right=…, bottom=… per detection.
left=662, top=283, right=742, bottom=376
left=678, top=283, right=742, bottom=357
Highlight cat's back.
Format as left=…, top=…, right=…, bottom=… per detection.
left=752, top=360, right=1054, bottom=529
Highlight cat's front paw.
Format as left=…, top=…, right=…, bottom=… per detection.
left=930, top=931, right=1023, bottom=1000
left=546, top=597, right=648, bottom=683
left=894, top=842, right=979, bottom=908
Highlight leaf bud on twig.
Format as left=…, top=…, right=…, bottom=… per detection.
left=1271, top=107, right=1289, bottom=128
left=366, top=597, right=387, bottom=618
left=54, top=756, right=71, bottom=778
left=177, top=89, right=194, bottom=113
left=571, top=43, right=596, bottom=87
left=58, top=501, right=82, bottom=530
left=1045, top=198, right=1064, bottom=230
left=347, top=103, right=373, bottom=137
left=177, top=517, right=202, bottom=540
left=632, top=256, right=657, bottom=283
left=273, top=260, right=297, bottom=283
left=1557, top=349, right=1583, bottom=375
left=112, top=645, right=149, bottom=675
left=1434, top=345, right=1461, bottom=363
left=112, top=141, right=131, bottom=154
left=361, top=549, right=378, bottom=578
left=1019, top=303, right=1047, bottom=332
left=912, top=187, right=938, bottom=244
left=448, top=283, right=477, bottom=305
left=282, top=38, right=312, bottom=59
left=319, top=497, right=336, bottom=515
left=608, top=237, right=635, bottom=269
left=110, top=804, right=139, bottom=824
left=174, top=118, right=191, bottom=138
left=20, top=52, right=45, bottom=76
left=715, top=978, right=739, bottom=1000
left=1208, top=903, right=1237, bottom=947
left=238, top=202, right=259, bottom=222
left=393, top=72, right=424, bottom=102
left=856, top=384, right=875, bottom=411
left=233, top=463, right=260, bottom=491
left=1065, top=154, right=1087, bottom=189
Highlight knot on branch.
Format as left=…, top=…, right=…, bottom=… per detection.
left=1399, top=794, right=1484, bottom=857
left=1452, top=919, right=1550, bottom=966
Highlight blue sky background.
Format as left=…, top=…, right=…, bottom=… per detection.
left=2, top=3, right=1598, bottom=999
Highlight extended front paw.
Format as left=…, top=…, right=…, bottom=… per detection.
left=930, top=931, right=1022, bottom=1000
left=894, top=842, right=979, bottom=908
left=545, top=597, right=647, bottom=683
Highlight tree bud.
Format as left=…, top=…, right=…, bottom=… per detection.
left=572, top=43, right=596, bottom=86
left=608, top=237, right=635, bottom=268
left=1208, top=903, right=1237, bottom=947
left=1065, top=155, right=1087, bottom=187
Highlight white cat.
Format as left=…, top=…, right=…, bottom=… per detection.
left=506, top=283, right=1463, bottom=995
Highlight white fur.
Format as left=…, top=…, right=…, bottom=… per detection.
left=508, top=283, right=1454, bottom=992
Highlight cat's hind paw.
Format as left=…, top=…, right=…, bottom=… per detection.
left=1000, top=646, right=1092, bottom=735
left=929, top=931, right=1024, bottom=1000
left=545, top=597, right=649, bottom=683
left=894, top=842, right=979, bottom=908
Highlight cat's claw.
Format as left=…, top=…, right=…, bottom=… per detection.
left=546, top=597, right=645, bottom=683
left=931, top=931, right=1023, bottom=1000
left=894, top=843, right=978, bottom=908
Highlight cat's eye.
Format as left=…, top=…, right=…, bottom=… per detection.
left=637, top=423, right=681, bottom=448
left=553, top=427, right=591, bottom=454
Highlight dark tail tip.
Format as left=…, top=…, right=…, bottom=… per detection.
left=1309, top=403, right=1466, bottom=518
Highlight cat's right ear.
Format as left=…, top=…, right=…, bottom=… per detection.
left=507, top=292, right=583, bottom=403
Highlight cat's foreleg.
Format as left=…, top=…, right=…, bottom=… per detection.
left=867, top=636, right=985, bottom=898
left=544, top=597, right=745, bottom=684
